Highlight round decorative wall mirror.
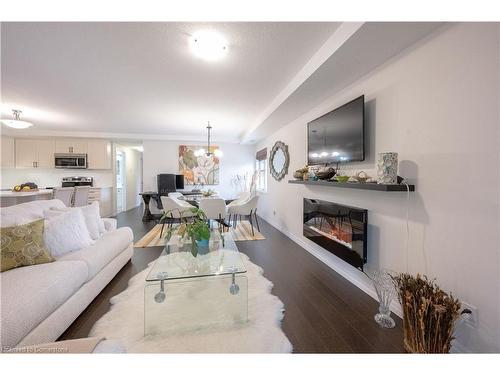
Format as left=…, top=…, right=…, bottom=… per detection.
left=269, top=141, right=290, bottom=181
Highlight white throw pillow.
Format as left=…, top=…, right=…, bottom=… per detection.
left=92, top=201, right=106, bottom=234
left=79, top=202, right=102, bottom=240
left=48, top=201, right=105, bottom=239
left=44, top=209, right=95, bottom=257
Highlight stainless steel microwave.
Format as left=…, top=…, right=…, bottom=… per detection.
left=54, top=153, right=88, bottom=169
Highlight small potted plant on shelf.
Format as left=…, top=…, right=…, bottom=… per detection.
left=162, top=207, right=211, bottom=257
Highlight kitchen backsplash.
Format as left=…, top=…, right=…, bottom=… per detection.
left=0, top=169, right=114, bottom=189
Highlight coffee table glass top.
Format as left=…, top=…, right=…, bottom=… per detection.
left=146, top=230, right=246, bottom=282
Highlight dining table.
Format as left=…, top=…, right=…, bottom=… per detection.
left=139, top=191, right=236, bottom=224
left=179, top=195, right=235, bottom=229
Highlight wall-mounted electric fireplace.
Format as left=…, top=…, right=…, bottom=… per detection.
left=303, top=198, right=367, bottom=270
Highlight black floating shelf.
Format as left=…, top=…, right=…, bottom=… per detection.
left=288, top=179, right=415, bottom=192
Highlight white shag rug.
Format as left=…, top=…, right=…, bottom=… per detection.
left=89, top=253, right=293, bottom=353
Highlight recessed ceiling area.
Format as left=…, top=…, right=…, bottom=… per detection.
left=242, top=22, right=445, bottom=142
left=1, top=22, right=340, bottom=142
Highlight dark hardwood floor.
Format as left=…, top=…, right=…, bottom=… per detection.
left=60, top=205, right=404, bottom=353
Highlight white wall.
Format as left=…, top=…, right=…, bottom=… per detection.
left=257, top=23, right=500, bottom=352
left=0, top=168, right=114, bottom=189
left=143, top=140, right=255, bottom=198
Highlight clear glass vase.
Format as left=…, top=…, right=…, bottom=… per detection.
left=366, top=268, right=396, bottom=329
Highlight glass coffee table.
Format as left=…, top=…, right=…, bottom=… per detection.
left=144, top=230, right=248, bottom=335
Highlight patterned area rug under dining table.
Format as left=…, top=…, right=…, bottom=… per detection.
left=134, top=221, right=265, bottom=248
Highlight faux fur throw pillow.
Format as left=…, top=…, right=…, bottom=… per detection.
left=44, top=209, right=94, bottom=257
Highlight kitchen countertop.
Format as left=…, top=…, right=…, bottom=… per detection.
left=0, top=189, right=54, bottom=198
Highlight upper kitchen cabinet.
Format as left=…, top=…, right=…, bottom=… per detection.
left=15, top=138, right=55, bottom=168
left=37, top=139, right=56, bottom=168
left=1, top=136, right=15, bottom=168
left=12, top=137, right=111, bottom=169
left=55, top=139, right=88, bottom=154
left=87, top=140, right=112, bottom=169
left=15, top=139, right=38, bottom=168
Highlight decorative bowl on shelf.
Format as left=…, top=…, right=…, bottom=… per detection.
left=334, top=175, right=350, bottom=183
left=294, top=165, right=309, bottom=180
left=315, top=167, right=336, bottom=180
left=353, top=171, right=370, bottom=184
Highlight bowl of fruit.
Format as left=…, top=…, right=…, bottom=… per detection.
left=12, top=182, right=39, bottom=192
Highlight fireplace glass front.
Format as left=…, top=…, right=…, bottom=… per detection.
left=303, top=198, right=367, bottom=270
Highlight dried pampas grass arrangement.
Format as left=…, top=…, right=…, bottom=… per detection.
left=391, top=273, right=461, bottom=353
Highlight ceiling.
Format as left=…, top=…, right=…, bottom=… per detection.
left=1, top=22, right=340, bottom=142
left=244, top=22, right=445, bottom=142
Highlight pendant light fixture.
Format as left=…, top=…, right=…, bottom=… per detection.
left=1, top=109, right=34, bottom=129
left=194, top=122, right=223, bottom=158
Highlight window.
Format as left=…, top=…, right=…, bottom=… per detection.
left=255, top=148, right=267, bottom=192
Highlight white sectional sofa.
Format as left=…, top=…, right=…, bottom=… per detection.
left=0, top=199, right=133, bottom=350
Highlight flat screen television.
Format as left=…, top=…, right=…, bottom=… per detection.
left=307, top=95, right=365, bottom=165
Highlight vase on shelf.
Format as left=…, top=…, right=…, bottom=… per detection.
left=376, top=152, right=398, bottom=185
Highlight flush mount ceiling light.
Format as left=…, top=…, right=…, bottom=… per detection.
left=1, top=109, right=34, bottom=129
left=189, top=31, right=228, bottom=62
left=194, top=122, right=223, bottom=158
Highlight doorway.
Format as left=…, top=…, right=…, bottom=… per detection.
left=116, top=150, right=126, bottom=213
left=115, top=142, right=143, bottom=214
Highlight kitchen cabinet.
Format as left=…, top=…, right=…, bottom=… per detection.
left=55, top=139, right=88, bottom=154
left=15, top=139, right=38, bottom=168
left=15, top=139, right=55, bottom=168
left=1, top=136, right=15, bottom=168
left=36, top=139, right=56, bottom=168
left=87, top=140, right=111, bottom=169
left=88, top=187, right=113, bottom=217
left=14, top=137, right=111, bottom=169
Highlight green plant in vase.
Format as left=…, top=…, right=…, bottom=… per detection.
left=162, top=207, right=211, bottom=257
left=202, top=188, right=216, bottom=197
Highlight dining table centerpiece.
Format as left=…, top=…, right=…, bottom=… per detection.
left=202, top=188, right=216, bottom=197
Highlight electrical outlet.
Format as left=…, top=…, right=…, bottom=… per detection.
left=273, top=210, right=276, bottom=215
left=461, top=302, right=478, bottom=328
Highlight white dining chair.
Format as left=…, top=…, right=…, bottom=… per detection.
left=149, top=198, right=163, bottom=215
left=168, top=192, right=184, bottom=200
left=228, top=196, right=260, bottom=236
left=199, top=198, right=227, bottom=230
left=159, top=196, right=196, bottom=236
left=73, top=186, right=91, bottom=207
left=52, top=187, right=74, bottom=207
left=227, top=191, right=251, bottom=209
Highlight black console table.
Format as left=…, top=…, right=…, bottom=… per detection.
left=139, top=192, right=162, bottom=222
